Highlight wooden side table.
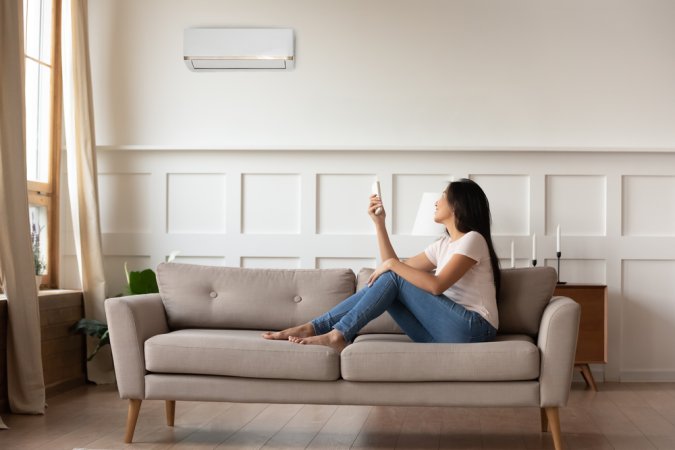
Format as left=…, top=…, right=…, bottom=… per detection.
left=553, top=284, right=607, bottom=391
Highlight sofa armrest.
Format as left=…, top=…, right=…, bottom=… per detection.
left=105, top=293, right=169, bottom=399
left=537, top=296, right=581, bottom=407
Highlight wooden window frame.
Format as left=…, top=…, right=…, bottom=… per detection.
left=26, top=0, right=62, bottom=289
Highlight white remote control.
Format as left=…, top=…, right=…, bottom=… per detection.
left=372, top=180, right=383, bottom=215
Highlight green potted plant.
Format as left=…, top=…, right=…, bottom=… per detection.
left=31, top=220, right=46, bottom=290
left=71, top=251, right=179, bottom=361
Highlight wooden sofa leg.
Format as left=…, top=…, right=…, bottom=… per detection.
left=166, top=400, right=176, bottom=426
left=540, top=407, right=549, bottom=432
left=124, top=399, right=142, bottom=443
left=544, top=407, right=563, bottom=450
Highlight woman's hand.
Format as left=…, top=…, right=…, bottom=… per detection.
left=367, top=258, right=396, bottom=287
left=368, top=194, right=386, bottom=225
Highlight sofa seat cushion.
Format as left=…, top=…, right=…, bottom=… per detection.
left=340, top=334, right=539, bottom=382
left=145, top=329, right=340, bottom=381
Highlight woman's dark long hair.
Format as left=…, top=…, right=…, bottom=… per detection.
left=444, top=179, right=501, bottom=298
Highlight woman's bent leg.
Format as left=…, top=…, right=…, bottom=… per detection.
left=394, top=274, right=496, bottom=343
left=380, top=274, right=496, bottom=343
left=331, top=272, right=400, bottom=342
left=385, top=301, right=435, bottom=343
left=310, top=287, right=368, bottom=335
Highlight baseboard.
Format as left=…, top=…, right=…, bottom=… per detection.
left=619, top=370, right=675, bottom=382
left=46, top=376, right=87, bottom=398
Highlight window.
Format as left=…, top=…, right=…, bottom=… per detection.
left=24, top=0, right=61, bottom=288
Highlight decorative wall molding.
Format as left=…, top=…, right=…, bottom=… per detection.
left=167, top=173, right=228, bottom=234
left=61, top=149, right=675, bottom=382
left=622, top=175, right=675, bottom=237
left=96, top=145, right=675, bottom=153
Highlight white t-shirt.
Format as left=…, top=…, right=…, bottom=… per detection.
left=424, top=231, right=499, bottom=329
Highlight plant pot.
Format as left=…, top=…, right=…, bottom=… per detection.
left=35, top=275, right=42, bottom=291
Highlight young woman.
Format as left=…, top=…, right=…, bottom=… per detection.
left=262, top=178, right=500, bottom=354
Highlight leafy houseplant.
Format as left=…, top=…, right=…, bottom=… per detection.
left=32, top=240, right=46, bottom=276
left=31, top=220, right=46, bottom=289
left=72, top=252, right=179, bottom=361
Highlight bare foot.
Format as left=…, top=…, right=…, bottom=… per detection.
left=262, top=323, right=315, bottom=340
left=288, top=329, right=348, bottom=354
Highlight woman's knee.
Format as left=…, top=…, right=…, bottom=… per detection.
left=367, top=270, right=399, bottom=291
left=384, top=270, right=398, bottom=279
left=377, top=270, right=399, bottom=284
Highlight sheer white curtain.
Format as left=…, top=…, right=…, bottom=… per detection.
left=61, top=0, right=113, bottom=383
left=0, top=0, right=46, bottom=414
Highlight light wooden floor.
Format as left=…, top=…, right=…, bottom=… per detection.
left=2, top=382, right=675, bottom=449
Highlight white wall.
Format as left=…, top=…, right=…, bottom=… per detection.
left=68, top=0, right=675, bottom=382
left=88, top=0, right=675, bottom=149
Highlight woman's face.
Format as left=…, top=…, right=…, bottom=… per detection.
left=434, top=190, right=454, bottom=224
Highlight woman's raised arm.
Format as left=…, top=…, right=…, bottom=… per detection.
left=368, top=194, right=398, bottom=262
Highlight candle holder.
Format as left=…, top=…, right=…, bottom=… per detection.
left=556, top=251, right=567, bottom=284
left=531, top=259, right=537, bottom=267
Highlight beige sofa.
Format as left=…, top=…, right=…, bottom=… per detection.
left=106, top=263, right=580, bottom=450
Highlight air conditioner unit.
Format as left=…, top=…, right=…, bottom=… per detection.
left=183, top=28, right=294, bottom=71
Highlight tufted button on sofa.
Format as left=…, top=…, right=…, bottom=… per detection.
left=106, top=263, right=579, bottom=450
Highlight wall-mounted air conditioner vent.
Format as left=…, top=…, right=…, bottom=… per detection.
left=183, top=28, right=294, bottom=71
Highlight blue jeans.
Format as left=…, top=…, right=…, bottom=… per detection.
left=311, top=271, right=497, bottom=344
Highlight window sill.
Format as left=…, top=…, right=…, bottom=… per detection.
left=0, top=289, right=81, bottom=301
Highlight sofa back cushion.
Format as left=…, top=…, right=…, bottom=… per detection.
left=498, top=266, right=557, bottom=335
left=355, top=266, right=557, bottom=336
left=156, top=263, right=356, bottom=330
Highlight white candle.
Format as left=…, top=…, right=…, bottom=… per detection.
left=510, top=240, right=515, bottom=268
left=532, top=233, right=536, bottom=261
left=556, top=225, right=561, bottom=253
